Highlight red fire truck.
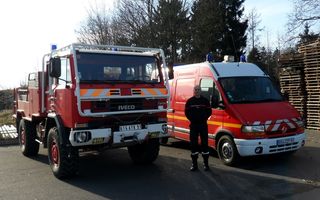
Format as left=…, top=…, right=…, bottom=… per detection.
left=168, top=57, right=306, bottom=165
left=13, top=44, right=170, bottom=179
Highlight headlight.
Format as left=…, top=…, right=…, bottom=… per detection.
left=242, top=125, right=265, bottom=133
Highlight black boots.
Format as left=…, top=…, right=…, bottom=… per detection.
left=202, top=153, right=209, bottom=171
left=190, top=153, right=209, bottom=171
left=190, top=154, right=198, bottom=171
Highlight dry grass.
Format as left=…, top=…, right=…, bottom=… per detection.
left=0, top=110, right=14, bottom=126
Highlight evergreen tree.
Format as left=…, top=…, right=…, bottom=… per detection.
left=153, top=0, right=190, bottom=63
left=219, top=0, right=248, bottom=61
left=297, top=23, right=319, bottom=46
left=190, top=0, right=223, bottom=62
left=190, top=0, right=247, bottom=62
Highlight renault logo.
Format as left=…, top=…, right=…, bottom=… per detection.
left=281, top=126, right=288, bottom=134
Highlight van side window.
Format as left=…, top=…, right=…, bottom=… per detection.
left=200, top=78, right=213, bottom=101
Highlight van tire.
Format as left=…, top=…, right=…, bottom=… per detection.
left=217, top=135, right=239, bottom=166
left=18, top=119, right=39, bottom=156
left=47, top=127, right=79, bottom=179
left=128, top=138, right=160, bottom=164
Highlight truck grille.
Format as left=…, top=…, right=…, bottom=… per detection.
left=110, top=98, right=143, bottom=111
left=269, top=141, right=299, bottom=153
left=91, top=98, right=158, bottom=113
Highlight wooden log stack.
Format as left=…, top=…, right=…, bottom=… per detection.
left=299, top=40, right=320, bottom=130
left=278, top=53, right=307, bottom=124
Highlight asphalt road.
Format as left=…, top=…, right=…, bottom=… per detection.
left=1, top=131, right=320, bottom=200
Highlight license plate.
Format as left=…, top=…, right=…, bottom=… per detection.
left=119, top=124, right=142, bottom=132
left=277, top=138, right=294, bottom=146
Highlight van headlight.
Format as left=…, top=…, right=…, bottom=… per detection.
left=242, top=125, right=265, bottom=133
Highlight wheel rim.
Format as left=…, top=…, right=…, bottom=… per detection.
left=221, top=142, right=233, bottom=162
left=20, top=128, right=25, bottom=145
left=51, top=139, right=59, bottom=165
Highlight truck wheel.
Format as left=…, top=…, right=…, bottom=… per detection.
left=47, top=127, right=79, bottom=179
left=18, top=119, right=39, bottom=156
left=217, top=135, right=239, bottom=166
left=128, top=138, right=160, bottom=164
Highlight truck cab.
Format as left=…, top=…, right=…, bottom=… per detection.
left=168, top=60, right=305, bottom=165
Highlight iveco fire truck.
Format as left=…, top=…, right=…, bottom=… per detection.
left=13, top=44, right=170, bottom=179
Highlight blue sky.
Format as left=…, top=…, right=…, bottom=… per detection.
left=0, top=0, right=293, bottom=89
left=244, top=0, right=293, bottom=49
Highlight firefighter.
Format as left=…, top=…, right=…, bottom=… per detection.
left=185, top=85, right=212, bottom=171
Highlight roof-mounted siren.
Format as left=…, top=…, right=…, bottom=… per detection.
left=206, top=52, right=214, bottom=62
left=223, top=55, right=234, bottom=62
left=51, top=44, right=57, bottom=51
left=240, top=54, right=246, bottom=62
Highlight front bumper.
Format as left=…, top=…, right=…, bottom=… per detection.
left=234, top=133, right=306, bottom=156
left=69, top=123, right=168, bottom=147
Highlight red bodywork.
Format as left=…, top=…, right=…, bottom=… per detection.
left=168, top=62, right=304, bottom=150
left=13, top=44, right=169, bottom=148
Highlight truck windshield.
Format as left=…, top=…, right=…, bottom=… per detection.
left=77, top=53, right=162, bottom=83
left=220, top=77, right=283, bottom=104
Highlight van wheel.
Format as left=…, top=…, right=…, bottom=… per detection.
left=18, top=119, right=39, bottom=156
left=217, top=135, right=239, bottom=166
left=47, top=127, right=79, bottom=179
left=128, top=138, right=160, bottom=164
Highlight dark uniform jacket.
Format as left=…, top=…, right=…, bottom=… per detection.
left=185, top=95, right=212, bottom=125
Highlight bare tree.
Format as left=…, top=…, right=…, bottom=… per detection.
left=76, top=3, right=113, bottom=45
left=113, top=0, right=158, bottom=46
left=246, top=8, right=263, bottom=50
left=287, top=0, right=320, bottom=39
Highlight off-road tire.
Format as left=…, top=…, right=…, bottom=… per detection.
left=128, top=138, right=160, bottom=164
left=47, top=127, right=79, bottom=179
left=18, top=119, right=39, bottom=156
left=217, top=135, right=239, bottom=166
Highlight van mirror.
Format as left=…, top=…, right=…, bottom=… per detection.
left=167, top=62, right=174, bottom=79
left=49, top=57, right=61, bottom=78
left=211, top=88, right=220, bottom=108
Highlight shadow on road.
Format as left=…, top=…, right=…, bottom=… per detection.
left=56, top=146, right=318, bottom=200
left=164, top=139, right=320, bottom=182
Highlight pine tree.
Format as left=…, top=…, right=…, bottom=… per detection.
left=153, top=0, right=190, bottom=63
left=219, top=0, right=248, bottom=61
left=190, top=0, right=223, bottom=62
left=190, top=0, right=247, bottom=62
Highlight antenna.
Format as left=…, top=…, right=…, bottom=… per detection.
left=231, top=34, right=237, bottom=62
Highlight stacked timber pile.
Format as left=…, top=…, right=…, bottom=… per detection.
left=278, top=53, right=307, bottom=122
left=0, top=125, right=18, bottom=145
left=299, top=40, right=320, bottom=130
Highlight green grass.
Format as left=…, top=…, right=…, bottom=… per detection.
left=0, top=110, right=15, bottom=126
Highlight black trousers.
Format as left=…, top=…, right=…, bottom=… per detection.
left=189, top=123, right=209, bottom=154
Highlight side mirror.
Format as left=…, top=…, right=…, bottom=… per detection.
left=49, top=57, right=61, bottom=78
left=167, top=62, right=174, bottom=79
left=211, top=88, right=219, bottom=108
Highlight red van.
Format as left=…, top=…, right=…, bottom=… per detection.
left=167, top=60, right=305, bottom=165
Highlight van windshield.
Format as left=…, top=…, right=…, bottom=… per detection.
left=77, top=53, right=162, bottom=84
left=220, top=77, right=283, bottom=104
